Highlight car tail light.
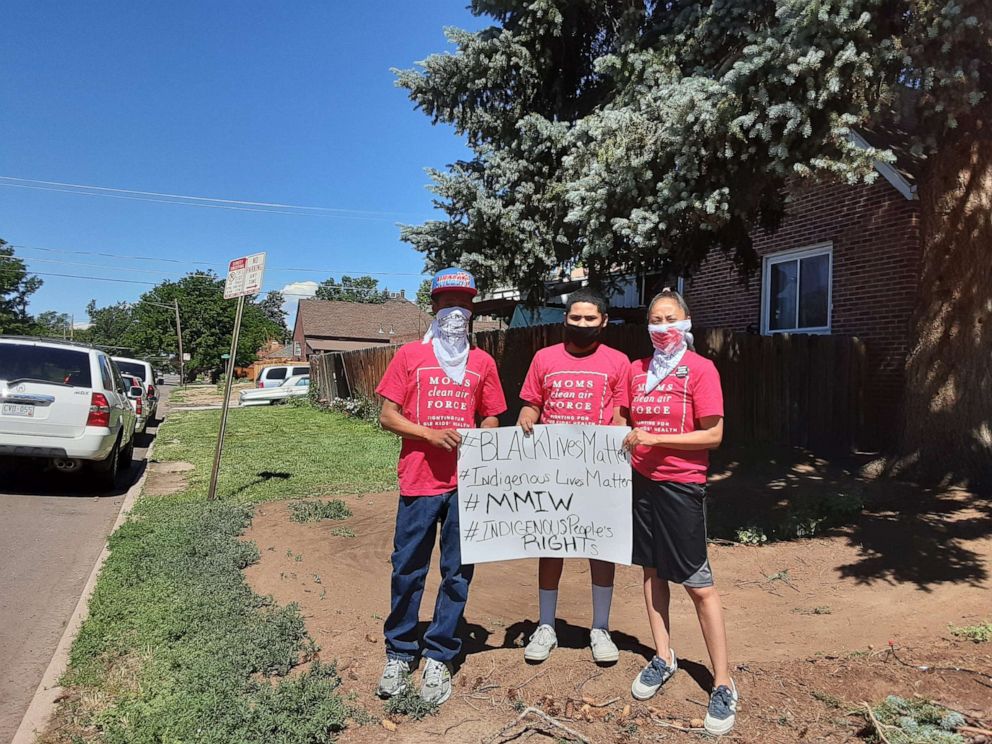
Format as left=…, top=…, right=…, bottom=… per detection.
left=136, top=397, right=143, bottom=415
left=87, top=393, right=111, bottom=427
left=147, top=384, right=156, bottom=399
left=257, top=381, right=264, bottom=388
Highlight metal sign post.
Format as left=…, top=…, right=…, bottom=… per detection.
left=207, top=252, right=266, bottom=501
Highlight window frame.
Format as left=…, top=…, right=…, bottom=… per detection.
left=760, top=242, right=833, bottom=335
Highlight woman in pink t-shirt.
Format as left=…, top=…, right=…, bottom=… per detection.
left=622, top=289, right=738, bottom=737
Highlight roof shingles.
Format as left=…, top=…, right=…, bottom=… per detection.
left=297, top=298, right=431, bottom=346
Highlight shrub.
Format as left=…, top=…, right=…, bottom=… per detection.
left=289, top=499, right=352, bottom=523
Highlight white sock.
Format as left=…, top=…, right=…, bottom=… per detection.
left=591, top=583, right=613, bottom=630
left=538, top=589, right=558, bottom=628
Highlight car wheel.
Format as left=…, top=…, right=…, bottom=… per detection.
left=120, top=434, right=135, bottom=470
left=93, top=440, right=120, bottom=490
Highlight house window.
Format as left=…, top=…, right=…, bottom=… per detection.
left=761, top=243, right=832, bottom=334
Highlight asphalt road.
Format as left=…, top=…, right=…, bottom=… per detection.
left=0, top=387, right=171, bottom=743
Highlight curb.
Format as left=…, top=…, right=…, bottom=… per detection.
left=11, top=419, right=164, bottom=744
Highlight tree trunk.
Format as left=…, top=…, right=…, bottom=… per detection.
left=895, top=133, right=992, bottom=490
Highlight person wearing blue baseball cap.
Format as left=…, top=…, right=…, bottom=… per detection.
left=374, top=266, right=506, bottom=705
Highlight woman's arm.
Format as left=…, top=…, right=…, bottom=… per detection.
left=623, top=415, right=723, bottom=452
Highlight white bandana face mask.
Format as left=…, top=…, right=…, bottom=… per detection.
left=645, top=319, right=692, bottom=393
left=423, top=306, right=472, bottom=383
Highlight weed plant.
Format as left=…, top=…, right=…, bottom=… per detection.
left=869, top=696, right=965, bottom=744
left=289, top=499, right=352, bottom=523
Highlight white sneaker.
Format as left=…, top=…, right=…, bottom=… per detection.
left=631, top=649, right=678, bottom=701
left=419, top=658, right=452, bottom=705
left=376, top=657, right=410, bottom=698
left=589, top=628, right=619, bottom=663
left=703, top=679, right=738, bottom=735
left=523, top=623, right=557, bottom=661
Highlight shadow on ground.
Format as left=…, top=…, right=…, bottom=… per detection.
left=707, top=445, right=991, bottom=591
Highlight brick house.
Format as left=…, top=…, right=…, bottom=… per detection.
left=682, top=141, right=920, bottom=447
left=292, top=298, right=432, bottom=358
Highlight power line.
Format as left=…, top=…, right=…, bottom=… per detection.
left=0, top=176, right=419, bottom=221
left=11, top=243, right=427, bottom=277
left=5, top=265, right=407, bottom=297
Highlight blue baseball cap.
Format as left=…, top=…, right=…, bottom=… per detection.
left=430, top=267, right=477, bottom=297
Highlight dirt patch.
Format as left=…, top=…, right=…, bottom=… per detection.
left=167, top=382, right=252, bottom=408
left=142, top=461, right=194, bottom=496
left=243, top=490, right=992, bottom=743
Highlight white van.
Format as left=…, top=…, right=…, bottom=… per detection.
left=255, top=364, right=310, bottom=389
left=112, top=356, right=159, bottom=419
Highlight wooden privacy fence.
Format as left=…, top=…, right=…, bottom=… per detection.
left=311, top=325, right=866, bottom=452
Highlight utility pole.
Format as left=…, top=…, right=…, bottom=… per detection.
left=174, top=299, right=185, bottom=387
left=142, top=299, right=185, bottom=386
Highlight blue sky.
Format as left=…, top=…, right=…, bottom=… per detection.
left=0, top=2, right=486, bottom=327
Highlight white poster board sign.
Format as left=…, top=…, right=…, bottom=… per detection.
left=223, top=252, right=266, bottom=299
left=457, top=424, right=632, bottom=565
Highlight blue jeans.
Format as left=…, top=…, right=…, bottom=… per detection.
left=384, top=490, right=474, bottom=664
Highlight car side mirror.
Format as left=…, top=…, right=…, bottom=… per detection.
left=129, top=386, right=144, bottom=399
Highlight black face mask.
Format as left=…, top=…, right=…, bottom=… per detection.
left=563, top=323, right=602, bottom=348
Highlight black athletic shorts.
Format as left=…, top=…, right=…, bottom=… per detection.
left=631, top=470, right=714, bottom=587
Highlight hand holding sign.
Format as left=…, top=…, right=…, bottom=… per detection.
left=457, top=424, right=633, bottom=565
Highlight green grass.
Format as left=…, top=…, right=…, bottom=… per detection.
left=154, top=405, right=397, bottom=502
left=949, top=620, right=992, bottom=643
left=53, top=406, right=397, bottom=743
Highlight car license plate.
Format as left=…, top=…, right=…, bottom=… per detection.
left=2, top=403, right=34, bottom=417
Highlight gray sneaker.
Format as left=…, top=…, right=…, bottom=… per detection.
left=523, top=623, right=558, bottom=661
left=631, top=649, right=677, bottom=700
left=419, top=658, right=452, bottom=705
left=589, top=628, right=620, bottom=663
left=376, top=657, right=410, bottom=698
left=703, top=680, right=739, bottom=735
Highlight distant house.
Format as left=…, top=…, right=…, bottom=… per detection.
left=292, top=298, right=432, bottom=358
left=683, top=131, right=921, bottom=447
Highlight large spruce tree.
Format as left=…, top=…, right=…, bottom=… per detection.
left=397, top=0, right=990, bottom=486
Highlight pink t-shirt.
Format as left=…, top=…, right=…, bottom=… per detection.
left=628, top=351, right=724, bottom=484
left=376, top=342, right=507, bottom=496
left=520, top=343, right=630, bottom=425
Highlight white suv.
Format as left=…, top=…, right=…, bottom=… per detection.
left=255, top=364, right=310, bottom=389
left=0, top=337, right=137, bottom=488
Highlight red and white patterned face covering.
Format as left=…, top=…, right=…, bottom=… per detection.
left=646, top=320, right=692, bottom=392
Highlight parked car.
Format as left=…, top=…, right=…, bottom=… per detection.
left=0, top=337, right=137, bottom=487
left=255, top=364, right=310, bottom=389
left=112, top=356, right=159, bottom=420
left=121, top=373, right=150, bottom=434
left=239, top=374, right=310, bottom=406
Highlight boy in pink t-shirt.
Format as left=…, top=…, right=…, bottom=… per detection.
left=516, top=288, right=630, bottom=665
left=374, top=268, right=507, bottom=706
